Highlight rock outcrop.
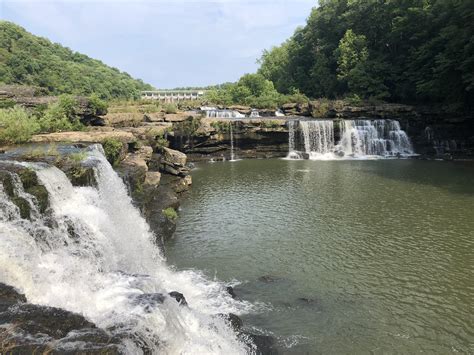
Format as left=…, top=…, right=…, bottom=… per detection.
left=31, top=129, right=136, bottom=144
left=160, top=147, right=191, bottom=176
left=0, top=283, right=123, bottom=354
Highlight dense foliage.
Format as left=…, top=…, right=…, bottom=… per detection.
left=203, top=73, right=308, bottom=109
left=258, top=0, right=474, bottom=107
left=0, top=21, right=153, bottom=99
left=0, top=106, right=40, bottom=144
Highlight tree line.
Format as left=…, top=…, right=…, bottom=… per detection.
left=257, top=0, right=473, bottom=108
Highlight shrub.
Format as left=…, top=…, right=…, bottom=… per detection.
left=162, top=207, right=178, bottom=221
left=164, top=103, right=178, bottom=114
left=102, top=138, right=123, bottom=165
left=88, top=93, right=108, bottom=115
left=345, top=94, right=362, bottom=106
left=311, top=99, right=331, bottom=118
left=39, top=95, right=83, bottom=132
left=0, top=106, right=40, bottom=144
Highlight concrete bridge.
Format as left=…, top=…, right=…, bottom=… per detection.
left=141, top=90, right=205, bottom=102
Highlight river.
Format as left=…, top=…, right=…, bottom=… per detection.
left=167, top=159, right=474, bottom=354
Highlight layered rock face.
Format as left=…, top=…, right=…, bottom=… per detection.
left=169, top=117, right=290, bottom=161
left=168, top=103, right=474, bottom=160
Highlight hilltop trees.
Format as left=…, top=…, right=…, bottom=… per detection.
left=0, top=21, right=153, bottom=99
left=257, top=0, right=474, bottom=107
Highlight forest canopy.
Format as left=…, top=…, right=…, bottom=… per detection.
left=0, top=21, right=153, bottom=99
left=257, top=0, right=474, bottom=107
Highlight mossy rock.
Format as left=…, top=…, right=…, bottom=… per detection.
left=12, top=196, right=31, bottom=220
left=18, top=169, right=39, bottom=190
left=26, top=185, right=49, bottom=213
left=68, top=166, right=96, bottom=187
left=18, top=169, right=49, bottom=213
left=0, top=171, right=15, bottom=197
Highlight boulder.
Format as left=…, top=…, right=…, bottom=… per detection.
left=161, top=147, right=190, bottom=176
left=173, top=175, right=192, bottom=193
left=144, top=171, right=161, bottom=188
left=168, top=291, right=188, bottom=306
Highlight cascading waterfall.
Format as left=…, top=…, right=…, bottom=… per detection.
left=287, top=119, right=414, bottom=159
left=0, top=147, right=252, bottom=354
left=206, top=110, right=245, bottom=119
left=336, top=120, right=413, bottom=157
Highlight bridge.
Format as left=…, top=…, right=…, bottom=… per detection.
left=141, top=90, right=206, bottom=102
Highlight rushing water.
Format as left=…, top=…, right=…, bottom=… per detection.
left=0, top=148, right=252, bottom=354
left=167, top=159, right=474, bottom=354
left=288, top=119, right=414, bottom=159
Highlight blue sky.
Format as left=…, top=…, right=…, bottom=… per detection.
left=1, top=0, right=316, bottom=88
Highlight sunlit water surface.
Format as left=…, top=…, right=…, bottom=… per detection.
left=166, top=159, right=474, bottom=354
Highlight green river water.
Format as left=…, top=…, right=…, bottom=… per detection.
left=166, top=159, right=474, bottom=354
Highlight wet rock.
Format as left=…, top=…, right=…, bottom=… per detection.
left=242, top=332, right=279, bottom=355
left=217, top=313, right=243, bottom=332
left=0, top=283, right=26, bottom=310
left=132, top=293, right=165, bottom=313
left=226, top=286, right=237, bottom=299
left=168, top=291, right=188, bottom=306
left=173, top=175, right=192, bottom=193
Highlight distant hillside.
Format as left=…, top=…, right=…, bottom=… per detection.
left=0, top=21, right=153, bottom=99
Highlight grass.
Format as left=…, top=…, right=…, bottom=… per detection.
left=162, top=207, right=178, bottom=221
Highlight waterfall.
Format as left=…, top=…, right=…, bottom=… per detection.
left=300, top=121, right=335, bottom=159
left=206, top=110, right=245, bottom=119
left=229, top=122, right=237, bottom=161
left=286, top=119, right=414, bottom=160
left=336, top=120, right=414, bottom=157
left=286, top=120, right=335, bottom=159
left=0, top=148, right=251, bottom=354
left=287, top=120, right=301, bottom=159
left=249, top=110, right=260, bottom=118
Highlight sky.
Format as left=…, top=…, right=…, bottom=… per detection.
left=1, top=0, right=316, bottom=89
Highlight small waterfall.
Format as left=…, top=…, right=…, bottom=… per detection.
left=287, top=120, right=301, bottom=159
left=249, top=110, right=260, bottom=118
left=229, top=122, right=236, bottom=161
left=0, top=148, right=250, bottom=354
left=206, top=110, right=245, bottom=119
left=287, top=119, right=414, bottom=159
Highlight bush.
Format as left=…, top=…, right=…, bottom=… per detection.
left=162, top=207, right=178, bottom=221
left=0, top=106, right=40, bottom=144
left=164, top=103, right=178, bottom=114
left=88, top=93, right=108, bottom=115
left=39, top=95, right=83, bottom=132
left=311, top=99, right=331, bottom=118
left=102, top=138, right=123, bottom=165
